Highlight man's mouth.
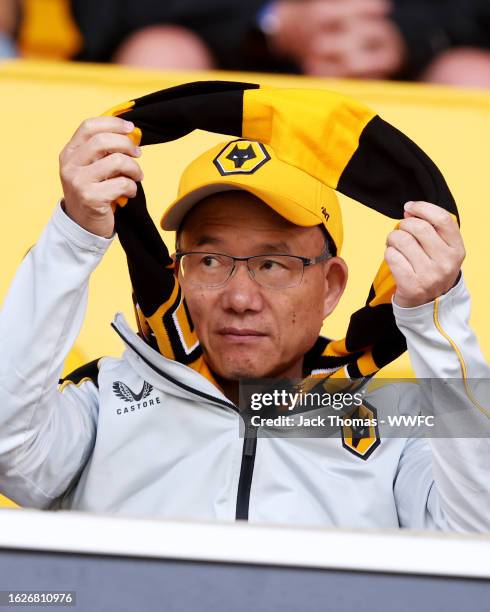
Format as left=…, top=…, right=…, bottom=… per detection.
left=217, top=327, right=268, bottom=342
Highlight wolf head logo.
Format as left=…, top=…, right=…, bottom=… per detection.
left=226, top=143, right=257, bottom=168
left=213, top=140, right=271, bottom=176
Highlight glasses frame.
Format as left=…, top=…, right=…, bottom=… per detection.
left=174, top=249, right=332, bottom=289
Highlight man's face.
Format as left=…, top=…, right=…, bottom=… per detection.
left=177, top=191, right=347, bottom=380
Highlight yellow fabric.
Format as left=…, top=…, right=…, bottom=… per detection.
left=100, top=106, right=141, bottom=208
left=103, top=100, right=137, bottom=118
left=0, top=494, right=18, bottom=508
left=242, top=87, right=376, bottom=190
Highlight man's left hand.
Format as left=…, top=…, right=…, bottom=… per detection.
left=385, top=201, right=466, bottom=308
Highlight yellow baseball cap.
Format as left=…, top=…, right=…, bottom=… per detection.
left=160, top=139, right=343, bottom=252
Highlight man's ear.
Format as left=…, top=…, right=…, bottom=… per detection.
left=323, top=257, right=348, bottom=319
left=171, top=252, right=181, bottom=276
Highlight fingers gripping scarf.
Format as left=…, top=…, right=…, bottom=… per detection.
left=106, top=81, right=459, bottom=383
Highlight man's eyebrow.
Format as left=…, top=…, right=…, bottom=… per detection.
left=254, top=241, right=292, bottom=253
left=191, top=236, right=292, bottom=253
left=193, top=235, right=222, bottom=248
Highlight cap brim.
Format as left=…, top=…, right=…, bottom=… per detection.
left=161, top=181, right=321, bottom=231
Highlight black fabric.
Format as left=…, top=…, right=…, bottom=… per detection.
left=59, top=358, right=102, bottom=389
left=122, top=81, right=258, bottom=146
left=115, top=184, right=174, bottom=316
left=302, top=337, right=363, bottom=374
left=116, top=184, right=203, bottom=365
left=346, top=361, right=362, bottom=380
left=371, top=324, right=408, bottom=371
left=160, top=284, right=203, bottom=365
left=338, top=116, right=459, bottom=222
left=344, top=304, right=404, bottom=353
left=306, top=351, right=366, bottom=375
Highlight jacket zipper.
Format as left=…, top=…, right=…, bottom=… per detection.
left=235, top=421, right=258, bottom=520
left=234, top=377, right=369, bottom=520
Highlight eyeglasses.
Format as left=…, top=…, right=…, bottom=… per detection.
left=174, top=250, right=331, bottom=289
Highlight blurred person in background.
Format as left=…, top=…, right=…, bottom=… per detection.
left=0, top=0, right=19, bottom=59
left=263, top=0, right=490, bottom=86
left=69, top=0, right=247, bottom=70
left=71, top=0, right=490, bottom=87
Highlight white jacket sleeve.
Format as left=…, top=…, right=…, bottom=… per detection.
left=0, top=203, right=114, bottom=508
left=393, top=274, right=490, bottom=532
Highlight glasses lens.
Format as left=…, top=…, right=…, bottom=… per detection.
left=250, top=255, right=304, bottom=288
left=179, top=253, right=233, bottom=287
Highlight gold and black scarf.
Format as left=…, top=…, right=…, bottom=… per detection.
left=106, top=81, right=459, bottom=383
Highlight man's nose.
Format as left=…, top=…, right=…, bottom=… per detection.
left=219, top=261, right=264, bottom=313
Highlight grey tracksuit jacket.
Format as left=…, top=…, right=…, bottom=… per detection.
left=0, top=203, right=489, bottom=531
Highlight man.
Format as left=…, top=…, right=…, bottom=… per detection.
left=0, top=105, right=489, bottom=530
left=258, top=0, right=490, bottom=84
left=72, top=0, right=490, bottom=86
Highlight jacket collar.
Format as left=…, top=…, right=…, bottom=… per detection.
left=112, top=313, right=237, bottom=411
left=111, top=313, right=369, bottom=411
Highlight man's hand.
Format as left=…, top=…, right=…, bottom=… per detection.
left=59, top=117, right=143, bottom=238
left=385, top=202, right=466, bottom=308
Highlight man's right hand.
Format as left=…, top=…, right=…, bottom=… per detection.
left=59, top=116, right=143, bottom=238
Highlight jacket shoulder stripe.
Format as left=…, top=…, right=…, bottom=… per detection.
left=58, top=358, right=103, bottom=390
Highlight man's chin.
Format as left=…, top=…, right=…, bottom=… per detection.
left=204, top=338, right=306, bottom=381
left=206, top=353, right=276, bottom=381
left=213, top=365, right=273, bottom=381
left=208, top=356, right=290, bottom=381
left=205, top=341, right=275, bottom=379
